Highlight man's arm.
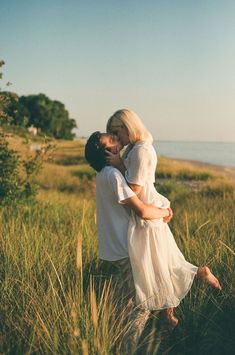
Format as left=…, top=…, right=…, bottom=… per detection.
left=122, top=195, right=171, bottom=220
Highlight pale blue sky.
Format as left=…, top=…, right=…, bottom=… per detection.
left=1, top=0, right=235, bottom=141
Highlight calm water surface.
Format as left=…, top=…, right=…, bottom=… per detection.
left=153, top=141, right=235, bottom=168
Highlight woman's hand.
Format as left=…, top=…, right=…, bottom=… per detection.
left=105, top=150, right=122, bottom=168
left=163, top=207, right=173, bottom=223
left=105, top=150, right=127, bottom=175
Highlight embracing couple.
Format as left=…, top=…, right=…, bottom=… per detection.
left=85, top=109, right=221, bottom=353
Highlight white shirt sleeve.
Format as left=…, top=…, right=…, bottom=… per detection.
left=107, top=168, right=136, bottom=204
left=125, top=145, right=152, bottom=186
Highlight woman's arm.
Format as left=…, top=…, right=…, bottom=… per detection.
left=105, top=150, right=143, bottom=195
left=127, top=183, right=142, bottom=195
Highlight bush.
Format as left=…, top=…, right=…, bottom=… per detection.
left=156, top=180, right=189, bottom=201
left=0, top=60, right=48, bottom=206
left=201, top=180, right=235, bottom=198
left=0, top=133, right=39, bottom=205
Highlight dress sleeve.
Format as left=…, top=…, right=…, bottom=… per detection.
left=125, top=145, right=152, bottom=186
left=108, top=168, right=136, bottom=204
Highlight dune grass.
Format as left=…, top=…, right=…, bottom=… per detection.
left=0, top=135, right=235, bottom=354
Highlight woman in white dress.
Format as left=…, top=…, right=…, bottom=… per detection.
left=106, top=109, right=221, bottom=327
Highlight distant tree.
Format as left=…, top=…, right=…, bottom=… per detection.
left=20, top=94, right=53, bottom=133
left=4, top=92, right=30, bottom=127
left=7, top=93, right=77, bottom=139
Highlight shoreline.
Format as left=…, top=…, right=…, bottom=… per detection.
left=161, top=155, right=235, bottom=180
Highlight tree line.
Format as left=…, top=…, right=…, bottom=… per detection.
left=1, top=91, right=77, bottom=140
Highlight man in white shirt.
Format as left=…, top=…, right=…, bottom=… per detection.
left=85, top=131, right=172, bottom=352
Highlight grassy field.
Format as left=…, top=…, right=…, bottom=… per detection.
left=0, top=134, right=235, bottom=354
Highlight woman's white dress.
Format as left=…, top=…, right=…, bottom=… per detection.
left=123, top=142, right=198, bottom=310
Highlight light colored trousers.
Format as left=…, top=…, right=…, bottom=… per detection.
left=107, top=257, right=150, bottom=354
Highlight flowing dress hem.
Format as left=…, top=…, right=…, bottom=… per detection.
left=136, top=267, right=198, bottom=311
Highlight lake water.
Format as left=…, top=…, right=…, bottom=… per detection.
left=153, top=141, right=235, bottom=168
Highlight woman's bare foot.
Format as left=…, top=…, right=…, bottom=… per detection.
left=162, top=307, right=179, bottom=329
left=197, top=266, right=222, bottom=290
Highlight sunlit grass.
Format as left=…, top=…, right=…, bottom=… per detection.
left=1, top=135, right=235, bottom=354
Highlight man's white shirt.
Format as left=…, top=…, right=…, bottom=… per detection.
left=96, top=166, right=135, bottom=261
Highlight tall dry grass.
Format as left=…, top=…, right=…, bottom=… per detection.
left=0, top=201, right=128, bottom=354
left=0, top=135, right=235, bottom=354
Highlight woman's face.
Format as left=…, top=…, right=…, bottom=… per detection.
left=109, top=118, right=130, bottom=146
left=99, top=133, right=123, bottom=153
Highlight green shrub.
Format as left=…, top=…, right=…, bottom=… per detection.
left=0, top=60, right=47, bottom=206
left=0, top=133, right=39, bottom=205
left=54, top=155, right=86, bottom=166
left=156, top=180, right=189, bottom=201
left=201, top=182, right=234, bottom=197
left=72, top=169, right=96, bottom=181
left=177, top=170, right=212, bottom=181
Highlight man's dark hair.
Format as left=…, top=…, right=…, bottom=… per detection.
left=85, top=131, right=106, bottom=172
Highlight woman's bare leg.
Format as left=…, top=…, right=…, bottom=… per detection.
left=197, top=266, right=222, bottom=290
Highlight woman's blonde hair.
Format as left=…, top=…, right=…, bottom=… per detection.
left=106, top=109, right=153, bottom=144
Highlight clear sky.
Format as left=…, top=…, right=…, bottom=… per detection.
left=1, top=0, right=235, bottom=141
